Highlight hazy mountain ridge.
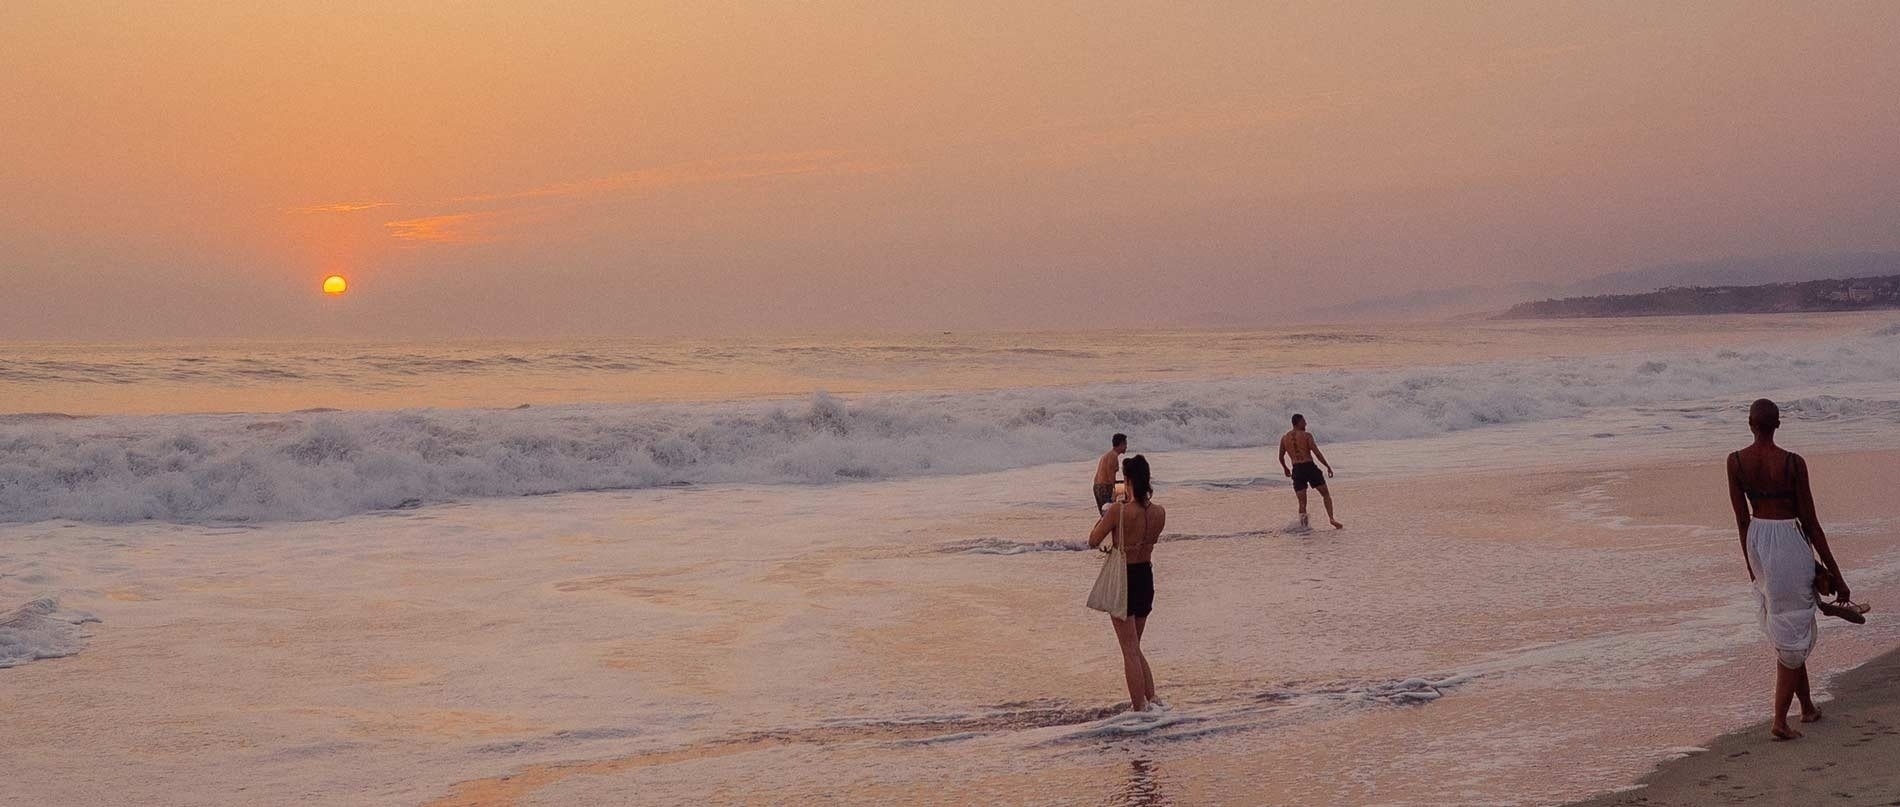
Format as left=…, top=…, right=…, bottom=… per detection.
left=1497, top=273, right=1900, bottom=317
left=1313, top=252, right=1900, bottom=321
left=1500, top=274, right=1900, bottom=319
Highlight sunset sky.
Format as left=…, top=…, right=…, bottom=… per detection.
left=3, top=2, right=1897, bottom=338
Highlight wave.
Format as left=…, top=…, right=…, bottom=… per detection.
left=4, top=335, right=1900, bottom=524
left=0, top=598, right=99, bottom=669
left=943, top=538, right=1088, bottom=555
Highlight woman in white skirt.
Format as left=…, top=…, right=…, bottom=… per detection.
left=1726, top=398, right=1859, bottom=740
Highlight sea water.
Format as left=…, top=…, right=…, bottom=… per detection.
left=4, top=313, right=1900, bottom=805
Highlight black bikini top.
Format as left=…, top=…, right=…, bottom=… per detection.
left=1733, top=450, right=1797, bottom=502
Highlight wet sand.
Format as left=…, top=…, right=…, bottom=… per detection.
left=1569, top=644, right=1900, bottom=806
left=3, top=446, right=1897, bottom=806
left=1562, top=449, right=1900, bottom=807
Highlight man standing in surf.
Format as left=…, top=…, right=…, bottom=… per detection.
left=1278, top=414, right=1342, bottom=529
left=1094, top=433, right=1127, bottom=514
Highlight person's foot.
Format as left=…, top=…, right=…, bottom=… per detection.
left=1299, top=513, right=1309, bottom=527
left=1146, top=697, right=1169, bottom=712
left=1330, top=519, right=1344, bottom=529
left=1800, top=706, right=1823, bottom=723
left=1771, top=722, right=1803, bottom=740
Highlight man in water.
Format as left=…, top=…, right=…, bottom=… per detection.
left=1094, top=433, right=1127, bottom=514
left=1278, top=414, right=1342, bottom=529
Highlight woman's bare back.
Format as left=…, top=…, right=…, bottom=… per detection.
left=1731, top=444, right=1801, bottom=520
left=1109, top=501, right=1167, bottom=564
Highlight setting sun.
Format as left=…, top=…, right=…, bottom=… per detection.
left=322, top=275, right=347, bottom=295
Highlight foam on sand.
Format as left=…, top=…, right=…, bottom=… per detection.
left=0, top=597, right=99, bottom=669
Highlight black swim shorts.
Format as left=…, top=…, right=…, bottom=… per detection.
left=1291, top=461, right=1327, bottom=492
left=1093, top=482, right=1116, bottom=513
left=1127, top=562, right=1154, bottom=618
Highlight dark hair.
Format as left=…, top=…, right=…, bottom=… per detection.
left=1112, top=433, right=1127, bottom=448
left=1291, top=413, right=1305, bottom=426
left=1121, top=455, right=1153, bottom=506
left=1749, top=398, right=1780, bottom=435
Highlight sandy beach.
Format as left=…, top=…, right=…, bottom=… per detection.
left=10, top=2, right=1900, bottom=802
left=1569, top=644, right=1900, bottom=806
left=5, top=434, right=1896, bottom=806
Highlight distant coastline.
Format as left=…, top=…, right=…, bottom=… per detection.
left=1499, top=275, right=1900, bottom=319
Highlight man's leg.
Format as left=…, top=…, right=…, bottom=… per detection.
left=1295, top=487, right=1308, bottom=526
left=1317, top=485, right=1343, bottom=529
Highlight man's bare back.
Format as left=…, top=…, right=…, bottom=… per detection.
left=1094, top=450, right=1120, bottom=485
left=1277, top=415, right=1341, bottom=529
left=1278, top=430, right=1316, bottom=464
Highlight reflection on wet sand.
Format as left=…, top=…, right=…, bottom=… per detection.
left=1113, top=757, right=1170, bottom=807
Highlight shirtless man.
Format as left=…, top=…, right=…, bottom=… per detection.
left=1278, top=414, right=1342, bottom=529
left=1094, top=433, right=1128, bottom=514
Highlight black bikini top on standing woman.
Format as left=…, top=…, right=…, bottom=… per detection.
left=1733, top=450, right=1797, bottom=507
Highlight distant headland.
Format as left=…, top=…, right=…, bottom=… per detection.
left=1498, top=274, right=1900, bottom=319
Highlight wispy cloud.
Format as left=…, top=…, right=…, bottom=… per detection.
left=291, top=201, right=397, bottom=214
left=447, top=150, right=886, bottom=206
left=294, top=150, right=889, bottom=246
left=385, top=213, right=491, bottom=244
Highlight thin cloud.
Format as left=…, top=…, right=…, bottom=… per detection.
left=294, top=150, right=889, bottom=245
left=385, top=213, right=491, bottom=244
left=446, top=150, right=887, bottom=206
left=290, top=201, right=397, bottom=213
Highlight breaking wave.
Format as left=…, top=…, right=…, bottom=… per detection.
left=3, top=334, right=1899, bottom=524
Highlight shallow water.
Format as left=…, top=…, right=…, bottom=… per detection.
left=4, top=313, right=1900, bottom=805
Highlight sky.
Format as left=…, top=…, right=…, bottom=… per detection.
left=2, top=1, right=1898, bottom=339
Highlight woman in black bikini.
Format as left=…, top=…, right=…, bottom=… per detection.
left=1726, top=398, right=1867, bottom=740
left=1088, top=455, right=1167, bottom=713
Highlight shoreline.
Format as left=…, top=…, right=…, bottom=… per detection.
left=1566, top=632, right=1900, bottom=806
left=5, top=440, right=1896, bottom=805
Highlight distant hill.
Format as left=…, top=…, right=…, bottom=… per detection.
left=1310, top=252, right=1900, bottom=322
left=1569, top=252, right=1900, bottom=296
left=1498, top=274, right=1900, bottom=319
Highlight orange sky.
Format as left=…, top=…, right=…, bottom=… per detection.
left=3, top=2, right=1897, bottom=338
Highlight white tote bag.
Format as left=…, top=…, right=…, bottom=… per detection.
left=1086, top=506, right=1129, bottom=619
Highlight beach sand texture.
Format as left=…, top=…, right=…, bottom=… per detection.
left=3, top=441, right=1896, bottom=806
left=1571, top=645, right=1900, bottom=806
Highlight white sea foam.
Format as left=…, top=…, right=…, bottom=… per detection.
left=0, top=597, right=99, bottom=669
left=3, top=334, right=1899, bottom=523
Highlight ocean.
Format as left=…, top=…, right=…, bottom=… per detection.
left=5, top=312, right=1900, bottom=805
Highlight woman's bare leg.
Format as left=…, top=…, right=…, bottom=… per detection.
left=1796, top=665, right=1822, bottom=722
left=1772, top=663, right=1804, bottom=739
left=1113, top=617, right=1148, bottom=711
left=1134, top=617, right=1156, bottom=702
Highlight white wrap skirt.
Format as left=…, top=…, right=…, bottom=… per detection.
left=1747, top=517, right=1817, bottom=668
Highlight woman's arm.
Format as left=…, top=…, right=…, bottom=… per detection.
left=1088, top=504, right=1118, bottom=549
left=1794, top=454, right=1848, bottom=601
left=1727, top=452, right=1753, bottom=581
